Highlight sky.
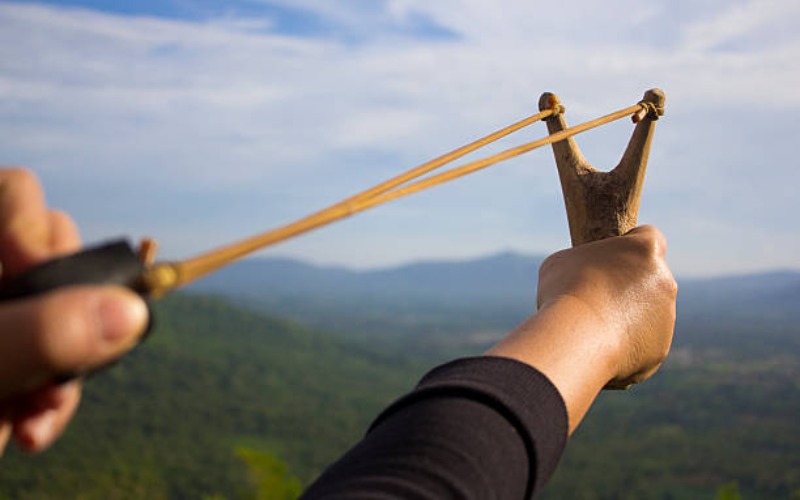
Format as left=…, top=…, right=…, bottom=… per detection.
left=0, top=0, right=798, bottom=277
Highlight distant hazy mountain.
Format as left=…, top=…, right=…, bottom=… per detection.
left=679, top=270, right=800, bottom=307
left=190, top=251, right=544, bottom=306
left=188, top=252, right=544, bottom=342
left=191, top=251, right=800, bottom=309
left=188, top=252, right=800, bottom=351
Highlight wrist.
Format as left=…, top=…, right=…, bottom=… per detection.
left=485, top=295, right=619, bottom=433
left=539, top=295, right=621, bottom=382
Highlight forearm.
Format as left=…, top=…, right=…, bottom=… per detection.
left=485, top=296, right=617, bottom=434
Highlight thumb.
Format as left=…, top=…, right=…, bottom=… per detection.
left=0, top=286, right=148, bottom=399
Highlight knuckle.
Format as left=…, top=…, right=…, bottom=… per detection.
left=667, top=275, right=678, bottom=298
left=628, top=226, right=668, bottom=259
left=538, top=249, right=567, bottom=277
left=633, top=232, right=659, bottom=257
left=656, top=265, right=678, bottom=299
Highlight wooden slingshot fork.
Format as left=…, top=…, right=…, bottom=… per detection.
left=540, top=88, right=666, bottom=246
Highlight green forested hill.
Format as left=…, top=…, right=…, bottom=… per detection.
left=544, top=350, right=800, bottom=499
left=0, top=294, right=427, bottom=499
left=0, top=293, right=798, bottom=499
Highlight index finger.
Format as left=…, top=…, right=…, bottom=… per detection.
left=0, top=169, right=74, bottom=278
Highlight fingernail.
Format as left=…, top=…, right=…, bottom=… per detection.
left=97, top=289, right=149, bottom=344
left=18, top=410, right=57, bottom=452
left=31, top=411, right=57, bottom=449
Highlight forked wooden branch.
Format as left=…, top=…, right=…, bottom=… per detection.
left=538, top=89, right=666, bottom=246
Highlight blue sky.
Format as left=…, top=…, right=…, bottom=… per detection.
left=1, top=0, right=798, bottom=277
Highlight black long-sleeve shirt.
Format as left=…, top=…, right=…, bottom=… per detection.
left=301, top=356, right=568, bottom=499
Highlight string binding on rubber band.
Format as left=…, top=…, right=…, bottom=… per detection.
left=637, top=101, right=664, bottom=121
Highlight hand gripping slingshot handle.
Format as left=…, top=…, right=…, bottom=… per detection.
left=539, top=89, right=666, bottom=389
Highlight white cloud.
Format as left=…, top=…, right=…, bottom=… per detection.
left=679, top=0, right=800, bottom=52
left=0, top=1, right=798, bottom=275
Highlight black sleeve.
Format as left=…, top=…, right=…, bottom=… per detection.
left=301, top=356, right=568, bottom=499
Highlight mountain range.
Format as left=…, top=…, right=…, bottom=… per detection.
left=190, top=251, right=544, bottom=304
left=188, top=252, right=800, bottom=352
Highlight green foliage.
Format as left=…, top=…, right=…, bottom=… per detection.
left=235, top=448, right=302, bottom=500
left=0, top=294, right=424, bottom=498
left=716, top=482, right=742, bottom=500
left=0, top=291, right=797, bottom=498
left=540, top=352, right=800, bottom=500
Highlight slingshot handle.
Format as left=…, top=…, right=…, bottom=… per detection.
left=0, top=240, right=154, bottom=381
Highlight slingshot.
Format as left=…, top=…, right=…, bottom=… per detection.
left=0, top=89, right=665, bottom=302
